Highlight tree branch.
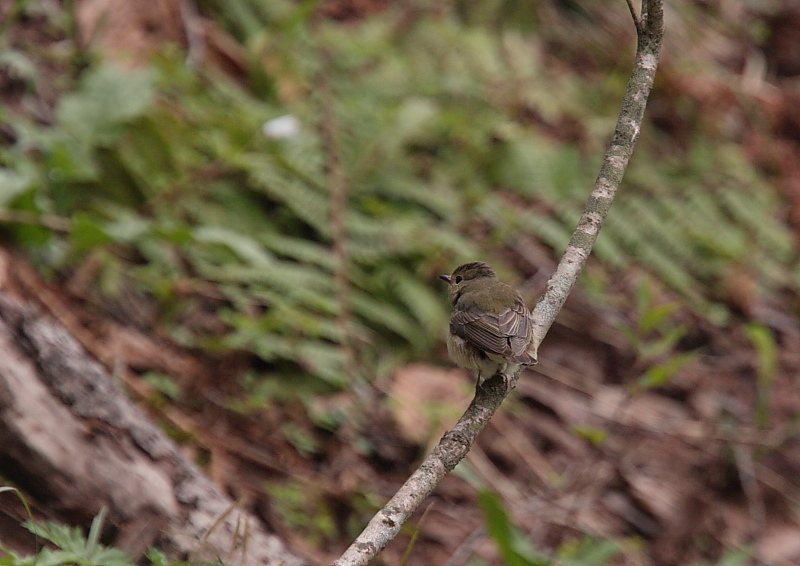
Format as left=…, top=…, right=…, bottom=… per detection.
left=333, top=2, right=664, bottom=564
left=529, top=0, right=663, bottom=352
left=625, top=0, right=643, bottom=34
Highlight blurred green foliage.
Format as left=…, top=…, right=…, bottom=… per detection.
left=478, top=490, right=551, bottom=565
left=616, top=276, right=699, bottom=392
left=0, top=1, right=796, bottom=564
left=478, top=490, right=753, bottom=566
left=0, top=509, right=133, bottom=566
left=0, top=0, right=794, bottom=392
left=478, top=490, right=621, bottom=566
left=690, top=549, right=753, bottom=566
left=0, top=503, right=211, bottom=566
left=746, top=323, right=778, bottom=431
left=265, top=480, right=337, bottom=547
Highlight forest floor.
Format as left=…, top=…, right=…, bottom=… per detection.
left=3, top=1, right=800, bottom=565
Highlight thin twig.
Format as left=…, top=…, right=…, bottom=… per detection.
left=442, top=526, right=484, bottom=566
left=398, top=502, right=435, bottom=566
left=528, top=0, right=664, bottom=354
left=333, top=2, right=664, bottom=564
left=625, top=0, right=643, bottom=34
left=180, top=0, right=206, bottom=69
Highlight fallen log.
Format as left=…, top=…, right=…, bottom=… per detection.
left=0, top=293, right=303, bottom=565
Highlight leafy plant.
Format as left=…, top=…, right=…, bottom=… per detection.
left=0, top=508, right=133, bottom=566
left=1, top=2, right=796, bottom=564
left=0, top=0, right=794, bottom=401
left=0, top=493, right=223, bottom=566
left=0, top=32, right=790, bottom=566
left=614, top=277, right=698, bottom=391
left=555, top=536, right=621, bottom=566
left=478, top=491, right=549, bottom=566
left=265, top=481, right=337, bottom=547
left=746, top=324, right=777, bottom=431
left=478, top=491, right=621, bottom=566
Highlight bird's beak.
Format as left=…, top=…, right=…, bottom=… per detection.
left=439, top=274, right=451, bottom=283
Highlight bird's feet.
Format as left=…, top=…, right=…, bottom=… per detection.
left=473, top=370, right=516, bottom=395
left=500, top=371, right=515, bottom=392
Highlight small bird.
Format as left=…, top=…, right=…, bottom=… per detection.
left=440, top=262, right=535, bottom=387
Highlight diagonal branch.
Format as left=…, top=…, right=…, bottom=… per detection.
left=333, top=2, right=664, bottom=564
left=528, top=0, right=663, bottom=352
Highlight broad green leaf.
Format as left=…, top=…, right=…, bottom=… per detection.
left=56, top=65, right=155, bottom=143
left=635, top=351, right=697, bottom=391
left=70, top=214, right=113, bottom=253
left=478, top=491, right=549, bottom=566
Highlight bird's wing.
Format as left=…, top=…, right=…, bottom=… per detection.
left=500, top=299, right=534, bottom=363
left=450, top=297, right=534, bottom=364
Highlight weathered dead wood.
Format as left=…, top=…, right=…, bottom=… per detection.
left=0, top=293, right=303, bottom=565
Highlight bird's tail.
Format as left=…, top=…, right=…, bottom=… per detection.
left=511, top=350, right=536, bottom=365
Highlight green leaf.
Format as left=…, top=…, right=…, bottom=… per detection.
left=280, top=422, right=319, bottom=456
left=102, top=208, right=152, bottom=242
left=716, top=549, right=752, bottom=566
left=637, top=324, right=688, bottom=360
left=746, top=324, right=777, bottom=431
left=478, top=491, right=549, bottom=566
left=0, top=168, right=33, bottom=206
left=3, top=190, right=51, bottom=246
left=85, top=507, right=108, bottom=558
left=0, top=49, right=38, bottom=84
left=557, top=536, right=620, bottom=566
left=70, top=214, right=114, bottom=253
left=391, top=270, right=448, bottom=339
left=571, top=425, right=608, bottom=447
left=56, top=65, right=155, bottom=144
left=23, top=512, right=133, bottom=566
left=639, top=302, right=680, bottom=334
left=746, top=323, right=777, bottom=385
left=193, top=226, right=274, bottom=267
left=635, top=351, right=697, bottom=391
left=142, top=372, right=183, bottom=401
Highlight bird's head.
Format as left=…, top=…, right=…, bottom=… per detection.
left=440, top=262, right=496, bottom=304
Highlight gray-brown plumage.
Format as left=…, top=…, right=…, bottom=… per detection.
left=440, top=262, right=535, bottom=384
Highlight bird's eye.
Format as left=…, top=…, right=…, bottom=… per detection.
left=454, top=275, right=463, bottom=284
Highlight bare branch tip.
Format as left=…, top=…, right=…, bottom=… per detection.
left=625, top=0, right=643, bottom=34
